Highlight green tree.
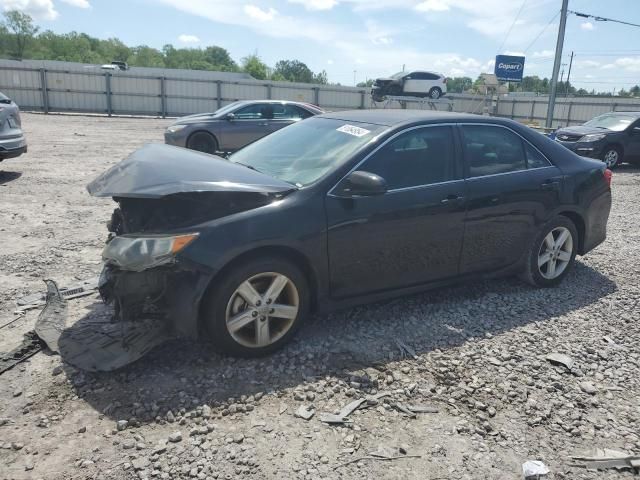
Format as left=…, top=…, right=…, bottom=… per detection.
left=313, top=69, right=328, bottom=85
left=273, top=59, right=314, bottom=83
left=356, top=79, right=374, bottom=88
left=241, top=53, right=268, bottom=80
left=3, top=10, right=39, bottom=59
left=128, top=45, right=165, bottom=67
left=630, top=85, right=640, bottom=97
left=203, top=46, right=237, bottom=71
left=446, top=77, right=473, bottom=93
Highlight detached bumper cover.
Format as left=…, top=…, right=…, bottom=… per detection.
left=99, top=261, right=212, bottom=339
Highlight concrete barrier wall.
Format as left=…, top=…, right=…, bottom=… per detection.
left=1, top=63, right=639, bottom=127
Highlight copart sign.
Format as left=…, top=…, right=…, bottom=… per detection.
left=495, top=55, right=525, bottom=82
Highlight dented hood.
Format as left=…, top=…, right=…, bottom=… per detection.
left=87, top=144, right=296, bottom=199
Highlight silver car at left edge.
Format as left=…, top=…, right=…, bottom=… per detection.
left=0, top=91, right=27, bottom=161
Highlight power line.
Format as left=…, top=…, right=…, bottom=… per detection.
left=569, top=10, right=640, bottom=29
left=524, top=10, right=561, bottom=54
left=497, top=0, right=529, bottom=54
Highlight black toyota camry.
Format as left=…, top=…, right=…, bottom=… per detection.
left=88, top=110, right=612, bottom=357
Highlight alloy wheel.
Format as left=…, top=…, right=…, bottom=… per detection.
left=603, top=149, right=619, bottom=168
left=537, top=227, right=574, bottom=280
left=225, top=272, right=299, bottom=348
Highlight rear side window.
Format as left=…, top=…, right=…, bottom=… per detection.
left=271, top=104, right=312, bottom=120
left=362, top=126, right=458, bottom=189
left=525, top=143, right=551, bottom=168
left=462, top=125, right=526, bottom=177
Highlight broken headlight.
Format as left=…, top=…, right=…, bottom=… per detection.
left=102, top=233, right=198, bottom=271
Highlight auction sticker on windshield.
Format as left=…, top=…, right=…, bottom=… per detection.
left=337, top=124, right=371, bottom=137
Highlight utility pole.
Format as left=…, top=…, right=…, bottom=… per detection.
left=353, top=70, right=357, bottom=86
left=560, top=68, right=565, bottom=83
left=546, top=0, right=569, bottom=129
left=565, top=51, right=574, bottom=96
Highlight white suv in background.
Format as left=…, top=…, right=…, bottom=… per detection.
left=372, top=71, right=448, bottom=102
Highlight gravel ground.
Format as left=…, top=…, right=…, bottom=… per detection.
left=1, top=113, right=639, bottom=480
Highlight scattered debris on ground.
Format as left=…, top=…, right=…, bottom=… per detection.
left=1, top=114, right=639, bottom=479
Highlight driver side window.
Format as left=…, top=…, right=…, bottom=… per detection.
left=362, top=126, right=457, bottom=190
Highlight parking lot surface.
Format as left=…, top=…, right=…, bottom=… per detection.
left=1, top=113, right=639, bottom=479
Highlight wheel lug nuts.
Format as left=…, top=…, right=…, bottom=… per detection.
left=260, top=316, right=266, bottom=321
left=255, top=300, right=261, bottom=306
left=269, top=308, right=274, bottom=314
left=266, top=299, right=272, bottom=304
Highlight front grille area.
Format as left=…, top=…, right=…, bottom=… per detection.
left=556, top=133, right=583, bottom=142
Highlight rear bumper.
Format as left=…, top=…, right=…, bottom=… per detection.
left=0, top=135, right=27, bottom=159
left=98, top=261, right=212, bottom=339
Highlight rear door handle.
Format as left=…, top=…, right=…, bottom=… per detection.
left=541, top=180, right=561, bottom=190
left=441, top=194, right=465, bottom=205
left=541, top=176, right=563, bottom=191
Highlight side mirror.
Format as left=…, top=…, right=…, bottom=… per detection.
left=338, top=171, right=387, bottom=197
left=632, top=126, right=640, bottom=134
left=226, top=112, right=236, bottom=122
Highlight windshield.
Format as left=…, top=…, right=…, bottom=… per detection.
left=229, top=118, right=386, bottom=187
left=584, top=114, right=636, bottom=132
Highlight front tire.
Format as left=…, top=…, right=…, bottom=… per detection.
left=202, top=257, right=309, bottom=357
left=601, top=145, right=622, bottom=169
left=187, top=131, right=218, bottom=154
left=520, top=216, right=578, bottom=287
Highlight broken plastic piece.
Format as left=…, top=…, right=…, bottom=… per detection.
left=522, top=460, right=549, bottom=479
left=571, top=449, right=640, bottom=471
left=34, top=280, right=68, bottom=353
left=545, top=352, right=574, bottom=371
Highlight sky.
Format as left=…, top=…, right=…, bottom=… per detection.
left=1, top=0, right=639, bottom=92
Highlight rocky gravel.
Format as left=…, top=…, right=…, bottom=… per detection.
left=1, top=113, right=640, bottom=479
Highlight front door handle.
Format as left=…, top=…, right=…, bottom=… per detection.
left=441, top=194, right=465, bottom=205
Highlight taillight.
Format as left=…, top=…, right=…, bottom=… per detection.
left=443, top=77, right=448, bottom=84
left=604, top=169, right=612, bottom=188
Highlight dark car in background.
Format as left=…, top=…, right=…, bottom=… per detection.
left=164, top=100, right=324, bottom=154
left=0, top=92, right=27, bottom=161
left=553, top=112, right=640, bottom=168
left=90, top=111, right=611, bottom=357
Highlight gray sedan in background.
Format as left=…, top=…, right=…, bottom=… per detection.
left=0, top=92, right=27, bottom=161
left=164, top=100, right=324, bottom=154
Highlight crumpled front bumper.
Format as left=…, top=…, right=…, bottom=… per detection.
left=555, top=139, right=605, bottom=159
left=98, top=261, right=212, bottom=339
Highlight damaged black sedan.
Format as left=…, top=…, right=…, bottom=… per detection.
left=88, top=111, right=612, bottom=357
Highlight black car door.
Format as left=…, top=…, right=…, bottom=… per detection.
left=458, top=124, right=563, bottom=274
left=325, top=125, right=466, bottom=298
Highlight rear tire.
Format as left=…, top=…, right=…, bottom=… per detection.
left=428, top=87, right=442, bottom=99
left=601, top=145, right=622, bottom=169
left=187, top=131, right=218, bottom=154
left=520, top=216, right=578, bottom=288
left=202, top=257, right=309, bottom=357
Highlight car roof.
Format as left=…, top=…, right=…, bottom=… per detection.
left=317, top=109, right=493, bottom=127
left=230, top=99, right=323, bottom=112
